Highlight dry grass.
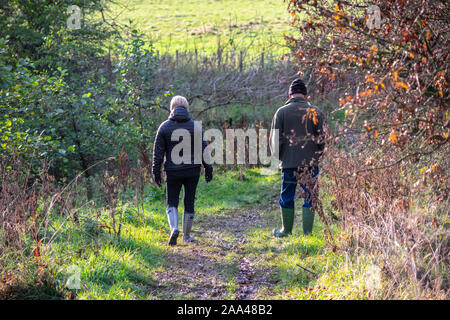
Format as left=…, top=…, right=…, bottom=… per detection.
left=0, top=156, right=63, bottom=298
left=319, top=138, right=449, bottom=299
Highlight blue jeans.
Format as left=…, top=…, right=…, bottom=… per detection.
left=279, top=167, right=319, bottom=209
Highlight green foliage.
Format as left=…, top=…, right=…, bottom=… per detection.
left=0, top=0, right=114, bottom=178
left=111, top=30, right=163, bottom=153
left=0, top=40, right=63, bottom=170
left=0, top=0, right=164, bottom=181
left=0, top=0, right=114, bottom=66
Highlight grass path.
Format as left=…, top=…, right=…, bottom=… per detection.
left=153, top=204, right=279, bottom=299
left=146, top=169, right=375, bottom=300
left=8, top=169, right=377, bottom=300
left=150, top=177, right=344, bottom=300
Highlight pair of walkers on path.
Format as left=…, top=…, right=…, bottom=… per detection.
left=152, top=79, right=325, bottom=246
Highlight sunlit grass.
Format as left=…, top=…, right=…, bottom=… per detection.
left=104, top=0, right=294, bottom=55
left=243, top=205, right=381, bottom=300
left=40, top=168, right=281, bottom=299
left=5, top=167, right=386, bottom=300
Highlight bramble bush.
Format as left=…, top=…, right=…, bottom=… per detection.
left=287, top=0, right=449, bottom=298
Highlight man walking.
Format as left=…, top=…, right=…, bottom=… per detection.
left=269, top=78, right=325, bottom=237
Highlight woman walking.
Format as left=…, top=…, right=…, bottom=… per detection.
left=152, top=96, right=213, bottom=246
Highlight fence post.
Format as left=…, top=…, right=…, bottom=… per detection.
left=231, top=50, right=235, bottom=69
left=260, top=52, right=264, bottom=70
left=217, top=36, right=222, bottom=68
left=239, top=50, right=244, bottom=73
left=195, top=48, right=198, bottom=70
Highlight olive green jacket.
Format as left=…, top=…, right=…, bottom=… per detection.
left=269, top=97, right=325, bottom=169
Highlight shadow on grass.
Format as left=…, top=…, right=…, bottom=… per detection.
left=0, top=281, right=65, bottom=300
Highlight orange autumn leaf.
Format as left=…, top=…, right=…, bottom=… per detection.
left=33, top=247, right=40, bottom=257
left=33, top=241, right=41, bottom=258
left=389, top=131, right=398, bottom=144
left=393, top=72, right=398, bottom=82
left=313, top=115, right=319, bottom=125
left=366, top=75, right=374, bottom=83
left=395, top=82, right=409, bottom=90
left=374, top=129, right=379, bottom=139
left=307, top=108, right=319, bottom=125
left=393, top=67, right=403, bottom=82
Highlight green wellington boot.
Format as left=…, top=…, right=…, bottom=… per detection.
left=302, top=207, right=315, bottom=235
left=272, top=207, right=295, bottom=237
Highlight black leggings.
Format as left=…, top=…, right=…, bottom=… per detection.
left=166, top=174, right=200, bottom=213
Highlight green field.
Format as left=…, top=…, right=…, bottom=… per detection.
left=106, top=0, right=292, bottom=55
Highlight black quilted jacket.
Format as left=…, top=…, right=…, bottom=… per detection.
left=152, top=106, right=212, bottom=177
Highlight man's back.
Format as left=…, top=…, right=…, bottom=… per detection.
left=270, top=96, right=324, bottom=169
left=271, top=78, right=325, bottom=238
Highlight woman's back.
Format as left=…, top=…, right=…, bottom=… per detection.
left=152, top=106, right=207, bottom=176
left=151, top=96, right=213, bottom=246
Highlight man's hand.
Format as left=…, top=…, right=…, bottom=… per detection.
left=153, top=173, right=162, bottom=188
left=205, top=166, right=213, bottom=183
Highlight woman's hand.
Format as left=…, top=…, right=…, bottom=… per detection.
left=153, top=172, right=162, bottom=188
left=205, top=166, right=213, bottom=183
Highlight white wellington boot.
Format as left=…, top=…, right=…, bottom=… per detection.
left=167, top=207, right=179, bottom=246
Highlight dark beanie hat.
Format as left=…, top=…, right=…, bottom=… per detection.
left=289, top=78, right=307, bottom=96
